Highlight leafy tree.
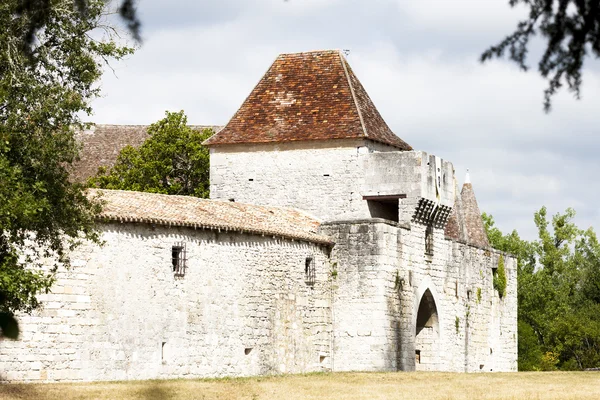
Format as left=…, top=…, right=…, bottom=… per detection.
left=0, top=0, right=132, bottom=338
left=484, top=207, right=600, bottom=370
left=87, top=111, right=212, bottom=198
left=482, top=0, right=600, bottom=111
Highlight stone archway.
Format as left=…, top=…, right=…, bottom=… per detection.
left=415, top=289, right=440, bottom=371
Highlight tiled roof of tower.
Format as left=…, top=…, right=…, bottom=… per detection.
left=88, top=189, right=332, bottom=245
left=71, top=124, right=223, bottom=183
left=203, top=50, right=412, bottom=150
left=444, top=180, right=467, bottom=243
left=460, top=183, right=490, bottom=248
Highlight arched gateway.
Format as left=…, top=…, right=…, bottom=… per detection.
left=415, top=289, right=440, bottom=371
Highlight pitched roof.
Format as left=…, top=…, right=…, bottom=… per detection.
left=444, top=180, right=467, bottom=242
left=89, top=189, right=332, bottom=245
left=460, top=182, right=490, bottom=248
left=71, top=124, right=223, bottom=183
left=445, top=178, right=489, bottom=248
left=204, top=50, right=412, bottom=150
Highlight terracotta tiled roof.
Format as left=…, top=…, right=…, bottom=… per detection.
left=460, top=182, right=490, bottom=248
left=444, top=181, right=467, bottom=242
left=71, top=124, right=223, bottom=183
left=203, top=50, right=412, bottom=150
left=89, top=189, right=332, bottom=245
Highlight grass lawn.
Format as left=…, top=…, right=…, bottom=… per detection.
left=0, top=371, right=598, bottom=400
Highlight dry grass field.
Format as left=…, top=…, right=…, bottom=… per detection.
left=0, top=371, right=598, bottom=400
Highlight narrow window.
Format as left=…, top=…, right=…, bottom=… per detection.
left=305, top=257, right=315, bottom=286
left=425, top=224, right=434, bottom=255
left=172, top=242, right=187, bottom=276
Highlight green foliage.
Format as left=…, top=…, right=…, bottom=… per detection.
left=493, top=255, right=507, bottom=299
left=88, top=111, right=212, bottom=198
left=518, top=320, right=543, bottom=371
left=477, top=287, right=482, bottom=304
left=0, top=312, right=19, bottom=339
left=484, top=207, right=600, bottom=371
left=455, top=316, right=460, bottom=334
left=331, top=262, right=338, bottom=279
left=0, top=0, right=132, bottom=329
left=539, top=351, right=560, bottom=371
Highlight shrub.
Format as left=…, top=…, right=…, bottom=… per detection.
left=493, top=255, right=507, bottom=298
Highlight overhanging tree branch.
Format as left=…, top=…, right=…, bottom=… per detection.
left=482, top=0, right=600, bottom=112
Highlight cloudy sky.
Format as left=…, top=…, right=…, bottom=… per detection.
left=91, top=0, right=600, bottom=240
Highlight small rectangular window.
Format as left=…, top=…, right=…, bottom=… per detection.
left=305, top=257, right=315, bottom=286
left=172, top=242, right=187, bottom=276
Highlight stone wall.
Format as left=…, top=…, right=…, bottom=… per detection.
left=320, top=219, right=517, bottom=373
left=0, top=222, right=332, bottom=382
left=320, top=220, right=402, bottom=372
left=211, top=143, right=455, bottom=230
left=209, top=139, right=398, bottom=222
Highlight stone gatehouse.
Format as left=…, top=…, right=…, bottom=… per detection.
left=0, top=50, right=517, bottom=382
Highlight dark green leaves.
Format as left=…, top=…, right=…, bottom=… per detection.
left=0, top=0, right=132, bottom=333
left=88, top=111, right=212, bottom=198
left=484, top=207, right=600, bottom=370
left=0, top=312, right=19, bottom=339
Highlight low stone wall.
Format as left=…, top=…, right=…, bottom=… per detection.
left=0, top=222, right=332, bottom=382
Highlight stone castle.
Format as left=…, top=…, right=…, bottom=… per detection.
left=0, top=50, right=517, bottom=382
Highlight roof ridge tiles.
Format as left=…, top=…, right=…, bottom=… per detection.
left=339, top=51, right=369, bottom=139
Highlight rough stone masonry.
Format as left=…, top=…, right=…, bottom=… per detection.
left=0, top=50, right=517, bottom=382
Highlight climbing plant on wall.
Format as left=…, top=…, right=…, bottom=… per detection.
left=493, top=255, right=507, bottom=299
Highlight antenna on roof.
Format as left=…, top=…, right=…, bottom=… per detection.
left=342, top=49, right=351, bottom=56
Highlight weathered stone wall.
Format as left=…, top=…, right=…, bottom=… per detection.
left=0, top=223, right=332, bottom=382
left=394, top=222, right=517, bottom=372
left=321, top=219, right=517, bottom=373
left=211, top=144, right=455, bottom=229
left=209, top=139, right=399, bottom=222
left=320, top=220, right=402, bottom=372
